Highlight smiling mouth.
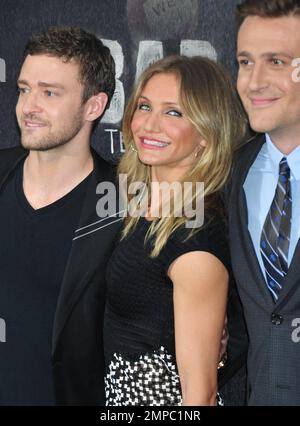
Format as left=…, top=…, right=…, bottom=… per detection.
left=23, top=121, right=47, bottom=128
left=250, top=98, right=279, bottom=107
left=141, top=138, right=170, bottom=148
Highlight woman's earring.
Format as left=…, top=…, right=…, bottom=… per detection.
left=129, top=143, right=138, bottom=153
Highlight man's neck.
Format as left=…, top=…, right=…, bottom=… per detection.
left=23, top=144, right=93, bottom=209
left=268, top=129, right=300, bottom=156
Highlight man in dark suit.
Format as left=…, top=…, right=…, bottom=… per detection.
left=227, top=0, right=300, bottom=405
left=0, top=26, right=122, bottom=405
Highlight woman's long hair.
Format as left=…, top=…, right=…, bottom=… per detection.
left=118, top=55, right=247, bottom=256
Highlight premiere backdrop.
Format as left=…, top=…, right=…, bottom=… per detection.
left=0, top=0, right=241, bottom=163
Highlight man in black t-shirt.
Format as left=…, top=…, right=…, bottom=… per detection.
left=0, top=26, right=121, bottom=405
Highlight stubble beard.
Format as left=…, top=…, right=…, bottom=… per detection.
left=20, top=110, right=84, bottom=152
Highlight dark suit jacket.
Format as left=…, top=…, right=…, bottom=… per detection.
left=227, top=134, right=300, bottom=405
left=217, top=210, right=248, bottom=405
left=0, top=146, right=122, bottom=405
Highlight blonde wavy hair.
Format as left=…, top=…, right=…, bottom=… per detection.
left=118, top=55, right=247, bottom=257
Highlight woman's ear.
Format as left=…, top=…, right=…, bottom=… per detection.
left=195, top=139, right=207, bottom=156
left=199, top=138, right=207, bottom=148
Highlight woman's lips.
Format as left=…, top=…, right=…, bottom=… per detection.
left=139, top=137, right=170, bottom=150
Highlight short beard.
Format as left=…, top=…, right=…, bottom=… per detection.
left=20, top=110, right=84, bottom=152
left=21, top=135, right=76, bottom=151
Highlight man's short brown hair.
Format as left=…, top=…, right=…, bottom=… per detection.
left=236, top=0, right=300, bottom=28
left=24, top=26, right=115, bottom=106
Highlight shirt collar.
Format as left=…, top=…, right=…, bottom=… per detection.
left=265, top=133, right=300, bottom=181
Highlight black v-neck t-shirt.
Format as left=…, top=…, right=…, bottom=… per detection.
left=0, top=161, right=90, bottom=405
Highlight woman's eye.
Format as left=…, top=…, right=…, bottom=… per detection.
left=167, top=110, right=182, bottom=117
left=137, top=103, right=150, bottom=111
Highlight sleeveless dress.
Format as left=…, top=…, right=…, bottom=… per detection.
left=104, top=216, right=229, bottom=406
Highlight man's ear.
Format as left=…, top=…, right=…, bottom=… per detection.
left=85, top=92, right=108, bottom=122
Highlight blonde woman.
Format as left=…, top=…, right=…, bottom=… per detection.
left=104, top=55, right=246, bottom=406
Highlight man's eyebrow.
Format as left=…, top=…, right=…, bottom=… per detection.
left=237, top=51, right=294, bottom=60
left=236, top=51, right=252, bottom=58
left=262, top=52, right=294, bottom=60
left=17, top=79, right=66, bottom=90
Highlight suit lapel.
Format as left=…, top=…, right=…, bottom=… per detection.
left=233, top=134, right=276, bottom=307
left=51, top=153, right=122, bottom=354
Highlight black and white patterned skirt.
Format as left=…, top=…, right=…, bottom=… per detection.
left=105, top=346, right=223, bottom=406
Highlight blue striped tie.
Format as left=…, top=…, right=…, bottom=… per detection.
left=260, top=157, right=292, bottom=302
